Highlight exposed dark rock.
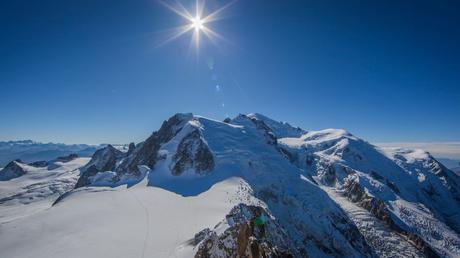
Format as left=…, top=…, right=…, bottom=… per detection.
left=369, top=170, right=384, bottom=181
left=28, top=160, right=49, bottom=167
left=194, top=204, right=295, bottom=258
left=52, top=191, right=73, bottom=206
left=170, top=129, right=214, bottom=176
left=75, top=145, right=123, bottom=188
left=343, top=176, right=395, bottom=226
left=305, top=153, right=314, bottom=166
left=55, top=154, right=79, bottom=162
left=193, top=228, right=212, bottom=246
left=323, top=164, right=337, bottom=185
left=234, top=114, right=278, bottom=145
left=75, top=165, right=102, bottom=188
left=328, top=212, right=376, bottom=257
left=385, top=179, right=400, bottom=194
left=115, top=113, right=193, bottom=176
left=74, top=113, right=195, bottom=188
left=342, top=176, right=440, bottom=258
left=223, top=117, right=231, bottom=123
left=248, top=116, right=277, bottom=145
left=369, top=171, right=400, bottom=194
left=126, top=142, right=136, bottom=156
left=0, top=160, right=27, bottom=181
left=245, top=113, right=307, bottom=138
left=278, top=147, right=296, bottom=163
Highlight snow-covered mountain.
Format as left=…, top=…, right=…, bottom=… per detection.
left=0, top=113, right=459, bottom=258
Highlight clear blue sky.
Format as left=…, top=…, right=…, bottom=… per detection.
left=1, top=0, right=459, bottom=144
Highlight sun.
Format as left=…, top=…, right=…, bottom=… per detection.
left=191, top=16, right=205, bottom=31
left=158, top=0, right=236, bottom=51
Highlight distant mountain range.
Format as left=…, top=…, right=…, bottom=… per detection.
left=0, top=140, right=127, bottom=167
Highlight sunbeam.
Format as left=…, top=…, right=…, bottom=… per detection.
left=158, top=0, right=236, bottom=51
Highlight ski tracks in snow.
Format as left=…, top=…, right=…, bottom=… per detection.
left=127, top=188, right=150, bottom=258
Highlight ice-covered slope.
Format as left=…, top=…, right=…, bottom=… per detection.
left=279, top=129, right=460, bottom=257
left=0, top=157, right=89, bottom=223
left=1, top=113, right=459, bottom=258
left=247, top=112, right=306, bottom=138
left=0, top=177, right=257, bottom=258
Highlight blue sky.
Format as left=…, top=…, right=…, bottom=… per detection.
left=0, top=0, right=459, bottom=145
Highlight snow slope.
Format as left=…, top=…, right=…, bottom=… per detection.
left=246, top=113, right=306, bottom=138
left=0, top=157, right=89, bottom=224
left=279, top=129, right=460, bottom=257
left=0, top=177, right=257, bottom=258
left=320, top=185, right=425, bottom=257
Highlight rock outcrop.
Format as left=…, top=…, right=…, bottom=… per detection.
left=75, top=113, right=196, bottom=187
left=194, top=204, right=296, bottom=258
left=126, top=142, right=136, bottom=156
left=28, top=160, right=49, bottom=167
left=75, top=145, right=124, bottom=188
left=170, top=129, right=214, bottom=176
left=0, top=160, right=28, bottom=181
left=342, top=174, right=440, bottom=257
left=55, top=154, right=79, bottom=163
left=115, top=113, right=193, bottom=176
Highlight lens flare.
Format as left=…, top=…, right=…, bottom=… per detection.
left=158, top=0, right=236, bottom=52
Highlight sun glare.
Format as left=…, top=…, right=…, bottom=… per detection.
left=191, top=16, right=205, bottom=31
left=158, top=0, right=236, bottom=51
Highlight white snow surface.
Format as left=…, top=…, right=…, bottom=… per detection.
left=0, top=177, right=255, bottom=258
left=0, top=157, right=89, bottom=224
left=246, top=113, right=306, bottom=138
left=279, top=128, right=460, bottom=257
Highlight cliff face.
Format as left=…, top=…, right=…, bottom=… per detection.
left=75, top=145, right=124, bottom=188
left=170, top=129, right=214, bottom=176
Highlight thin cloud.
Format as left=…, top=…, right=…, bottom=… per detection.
left=374, top=142, right=460, bottom=159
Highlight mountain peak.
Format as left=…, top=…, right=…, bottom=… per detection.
left=0, top=160, right=28, bottom=181
left=230, top=113, right=306, bottom=138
